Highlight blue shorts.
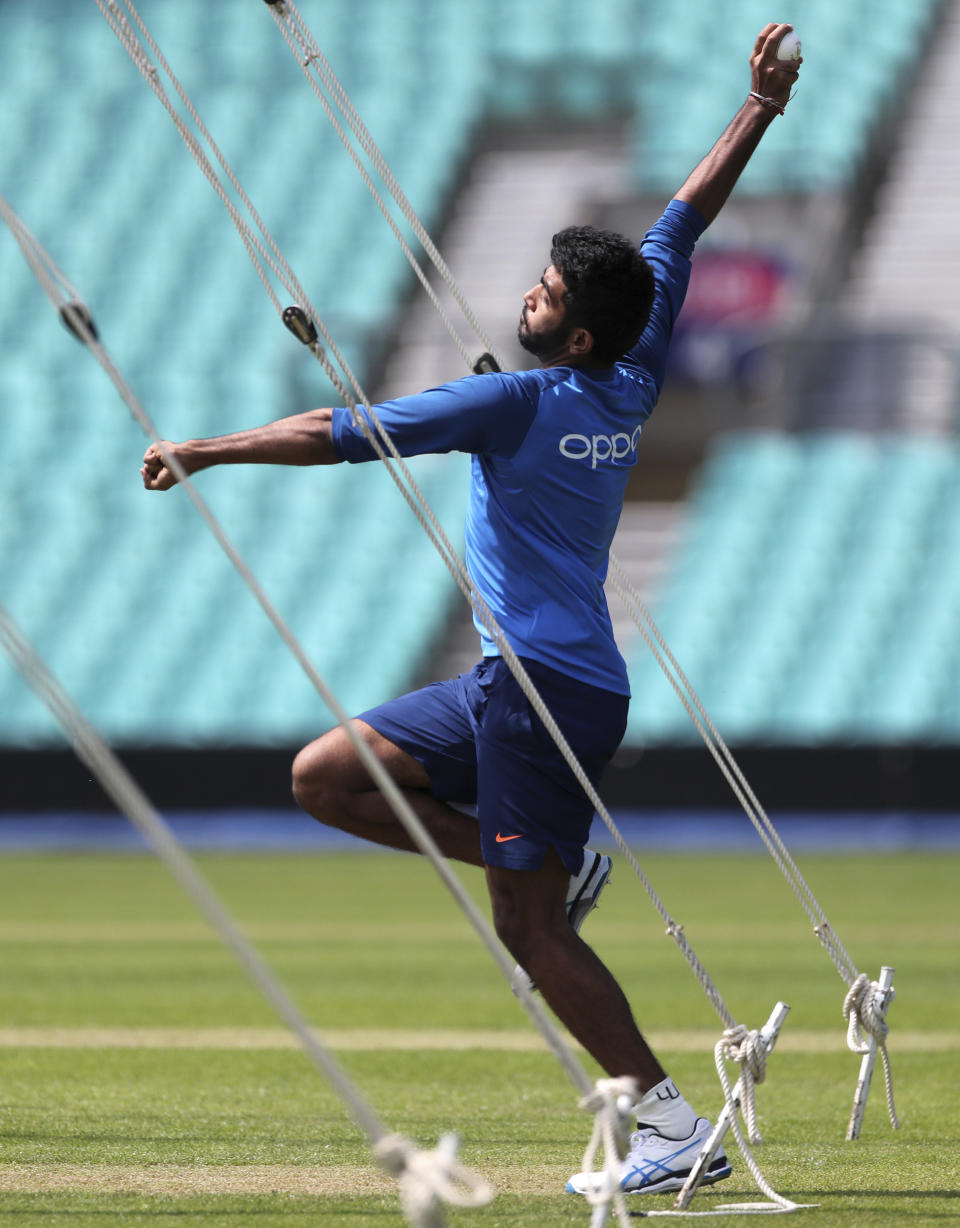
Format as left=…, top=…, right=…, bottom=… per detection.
left=357, top=656, right=629, bottom=874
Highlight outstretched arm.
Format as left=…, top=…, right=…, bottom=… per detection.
left=674, top=22, right=801, bottom=226
left=141, top=407, right=339, bottom=491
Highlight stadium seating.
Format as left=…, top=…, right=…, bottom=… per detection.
left=0, top=1, right=943, bottom=744
left=625, top=433, right=960, bottom=744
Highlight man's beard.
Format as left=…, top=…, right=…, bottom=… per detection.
left=517, top=309, right=570, bottom=361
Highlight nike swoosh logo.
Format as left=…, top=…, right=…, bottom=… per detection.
left=495, top=832, right=523, bottom=843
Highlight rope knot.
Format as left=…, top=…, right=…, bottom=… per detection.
left=720, top=1023, right=768, bottom=1084
left=843, top=973, right=892, bottom=1051
left=577, top=1077, right=639, bottom=1224
left=373, top=1132, right=494, bottom=1227
left=842, top=971, right=899, bottom=1132
left=715, top=1024, right=767, bottom=1145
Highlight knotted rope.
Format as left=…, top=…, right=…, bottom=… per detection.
left=716, top=1026, right=769, bottom=1147
left=711, top=1027, right=796, bottom=1213
left=843, top=974, right=899, bottom=1131
left=3, top=191, right=619, bottom=1228
left=80, top=12, right=805, bottom=1211
left=91, top=0, right=748, bottom=1046
left=262, top=5, right=892, bottom=1094
left=374, top=1133, right=495, bottom=1228
left=576, top=1077, right=638, bottom=1228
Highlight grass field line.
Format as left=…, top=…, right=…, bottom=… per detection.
left=0, top=1162, right=572, bottom=1197
left=0, top=1026, right=955, bottom=1052
left=1, top=919, right=958, bottom=943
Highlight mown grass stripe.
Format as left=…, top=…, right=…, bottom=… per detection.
left=0, top=1027, right=954, bottom=1052
left=0, top=1162, right=572, bottom=1197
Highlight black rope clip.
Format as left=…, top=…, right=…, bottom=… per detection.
left=472, top=352, right=500, bottom=375
left=282, top=305, right=318, bottom=346
left=59, top=301, right=100, bottom=345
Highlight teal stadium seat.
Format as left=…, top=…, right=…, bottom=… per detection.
left=626, top=434, right=960, bottom=744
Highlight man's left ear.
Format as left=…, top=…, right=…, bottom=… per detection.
left=569, top=327, right=595, bottom=356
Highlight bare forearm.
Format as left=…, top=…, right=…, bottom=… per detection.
left=674, top=97, right=777, bottom=227
left=672, top=22, right=801, bottom=228
left=141, top=407, right=339, bottom=491
left=179, top=408, right=338, bottom=472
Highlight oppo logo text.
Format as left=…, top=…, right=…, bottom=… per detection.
left=558, top=425, right=643, bottom=469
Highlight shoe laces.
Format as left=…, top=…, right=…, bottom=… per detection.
left=626, top=1126, right=674, bottom=1153
left=627, top=1121, right=709, bottom=1154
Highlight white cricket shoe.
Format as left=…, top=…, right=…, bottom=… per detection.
left=511, top=851, right=612, bottom=995
left=566, top=1117, right=731, bottom=1196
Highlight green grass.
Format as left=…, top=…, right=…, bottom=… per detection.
left=0, top=849, right=957, bottom=1226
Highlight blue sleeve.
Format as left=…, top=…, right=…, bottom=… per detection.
left=331, top=370, right=540, bottom=463
left=624, top=198, right=708, bottom=393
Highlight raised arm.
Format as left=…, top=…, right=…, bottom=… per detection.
left=674, top=22, right=801, bottom=227
left=141, top=407, right=339, bottom=491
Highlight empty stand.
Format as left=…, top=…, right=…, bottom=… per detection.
left=0, top=1, right=943, bottom=745
left=624, top=433, right=960, bottom=744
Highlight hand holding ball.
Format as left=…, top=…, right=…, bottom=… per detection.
left=777, top=30, right=802, bottom=61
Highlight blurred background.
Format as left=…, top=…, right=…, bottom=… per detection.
left=1, top=0, right=959, bottom=835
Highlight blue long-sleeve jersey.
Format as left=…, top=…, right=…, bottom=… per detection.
left=332, top=199, right=708, bottom=695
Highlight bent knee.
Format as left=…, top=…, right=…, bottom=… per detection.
left=291, top=732, right=347, bottom=817
left=291, top=719, right=419, bottom=818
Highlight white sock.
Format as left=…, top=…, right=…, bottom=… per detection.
left=634, top=1077, right=699, bottom=1139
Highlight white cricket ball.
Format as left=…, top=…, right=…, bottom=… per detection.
left=777, top=30, right=802, bottom=61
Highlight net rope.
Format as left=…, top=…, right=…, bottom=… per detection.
left=83, top=5, right=809, bottom=1206
left=260, top=0, right=900, bottom=1150
left=709, top=1028, right=798, bottom=1214
left=54, top=3, right=882, bottom=1208
left=0, top=600, right=494, bottom=1227
left=0, top=191, right=593, bottom=1097
left=261, top=0, right=868, bottom=1000
left=261, top=8, right=901, bottom=1136
left=576, top=1078, right=638, bottom=1228
left=92, top=0, right=744, bottom=1037
left=263, top=0, right=498, bottom=368
left=606, top=559, right=861, bottom=987
left=4, top=186, right=644, bottom=1215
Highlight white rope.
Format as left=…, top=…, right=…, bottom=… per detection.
left=842, top=973, right=899, bottom=1131
left=264, top=5, right=481, bottom=373
left=608, top=558, right=861, bottom=989
left=263, top=0, right=881, bottom=1046
left=94, top=0, right=375, bottom=423
left=0, top=600, right=494, bottom=1226
left=29, top=11, right=811, bottom=1211
left=648, top=1204, right=808, bottom=1218
left=710, top=1030, right=797, bottom=1214
left=0, top=201, right=83, bottom=307
left=259, top=0, right=870, bottom=1022
left=716, top=1026, right=768, bottom=1147
left=576, top=1077, right=638, bottom=1228
left=374, top=1134, right=495, bottom=1227
left=0, top=190, right=593, bottom=1105
left=90, top=0, right=745, bottom=1036
left=266, top=0, right=502, bottom=369
left=81, top=21, right=883, bottom=1216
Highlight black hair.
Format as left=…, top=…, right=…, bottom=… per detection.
left=549, top=226, right=655, bottom=365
